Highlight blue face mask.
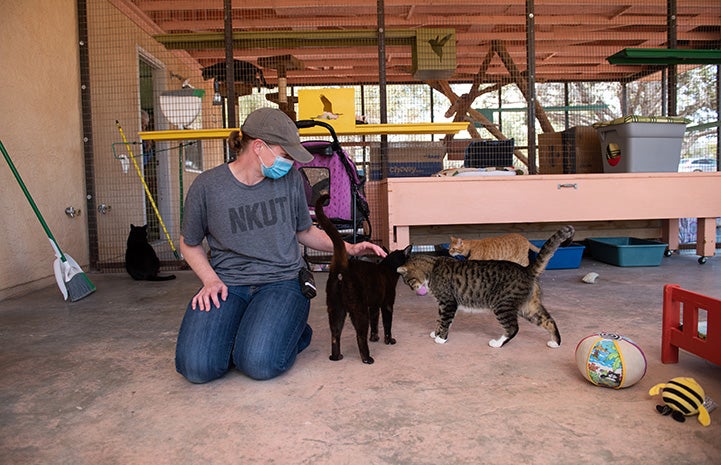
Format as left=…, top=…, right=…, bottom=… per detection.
left=258, top=142, right=294, bottom=179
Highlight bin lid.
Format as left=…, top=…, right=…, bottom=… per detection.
left=592, top=115, right=689, bottom=128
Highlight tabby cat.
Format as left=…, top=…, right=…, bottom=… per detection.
left=125, top=224, right=176, bottom=281
left=447, top=233, right=540, bottom=266
left=398, top=225, right=575, bottom=349
left=315, top=195, right=412, bottom=364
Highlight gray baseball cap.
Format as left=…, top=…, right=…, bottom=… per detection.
left=241, top=107, right=313, bottom=163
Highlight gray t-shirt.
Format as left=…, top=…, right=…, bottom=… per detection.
left=181, top=163, right=313, bottom=286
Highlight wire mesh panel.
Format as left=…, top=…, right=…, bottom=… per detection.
left=83, top=0, right=720, bottom=263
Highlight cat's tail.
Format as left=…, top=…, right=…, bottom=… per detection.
left=314, top=194, right=349, bottom=272
left=528, top=225, right=575, bottom=277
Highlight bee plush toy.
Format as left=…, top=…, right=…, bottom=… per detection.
left=649, top=377, right=711, bottom=426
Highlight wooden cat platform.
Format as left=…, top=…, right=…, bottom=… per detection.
left=371, top=172, right=721, bottom=262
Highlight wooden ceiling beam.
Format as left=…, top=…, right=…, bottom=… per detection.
left=149, top=14, right=680, bottom=32
left=157, top=29, right=714, bottom=54
left=134, top=0, right=721, bottom=11
left=123, top=0, right=721, bottom=85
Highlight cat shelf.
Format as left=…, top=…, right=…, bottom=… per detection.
left=139, top=122, right=469, bottom=141
left=218, top=82, right=254, bottom=97
left=258, top=54, right=304, bottom=74
left=607, top=48, right=721, bottom=65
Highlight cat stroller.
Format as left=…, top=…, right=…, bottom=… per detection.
left=294, top=119, right=371, bottom=263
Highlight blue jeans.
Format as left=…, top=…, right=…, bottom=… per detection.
left=175, top=278, right=312, bottom=383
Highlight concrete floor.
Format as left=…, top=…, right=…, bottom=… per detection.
left=1, top=252, right=720, bottom=465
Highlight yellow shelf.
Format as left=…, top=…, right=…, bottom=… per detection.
left=138, top=122, right=469, bottom=141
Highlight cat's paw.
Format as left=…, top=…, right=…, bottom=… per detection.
left=362, top=356, right=375, bottom=364
left=329, top=354, right=344, bottom=361
left=384, top=336, right=396, bottom=345
left=488, top=336, right=508, bottom=348
left=369, top=333, right=380, bottom=342
left=430, top=332, right=447, bottom=344
left=546, top=340, right=560, bottom=348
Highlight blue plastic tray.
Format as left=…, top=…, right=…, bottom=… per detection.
left=529, top=240, right=585, bottom=269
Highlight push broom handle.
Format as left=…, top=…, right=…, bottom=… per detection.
left=0, top=140, right=68, bottom=262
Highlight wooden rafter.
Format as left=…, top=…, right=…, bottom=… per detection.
left=123, top=0, right=721, bottom=85
left=433, top=40, right=572, bottom=167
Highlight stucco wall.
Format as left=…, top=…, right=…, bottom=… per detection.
left=0, top=0, right=223, bottom=300
left=0, top=0, right=88, bottom=300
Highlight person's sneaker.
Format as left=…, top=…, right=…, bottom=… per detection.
left=298, top=324, right=313, bottom=353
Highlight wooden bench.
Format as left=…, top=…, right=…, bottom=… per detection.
left=372, top=172, right=721, bottom=262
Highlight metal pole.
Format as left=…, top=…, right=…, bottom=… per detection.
left=717, top=65, right=720, bottom=171
left=377, top=0, right=389, bottom=178
left=563, top=82, right=570, bottom=130
left=223, top=0, right=239, bottom=161
left=526, top=0, right=537, bottom=174
left=661, top=69, right=668, bottom=116
left=76, top=0, right=99, bottom=269
left=498, top=86, right=503, bottom=133
left=430, top=85, right=435, bottom=141
left=224, top=0, right=237, bottom=130
left=667, top=0, right=678, bottom=116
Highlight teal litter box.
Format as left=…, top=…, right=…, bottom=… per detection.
left=586, top=237, right=668, bottom=267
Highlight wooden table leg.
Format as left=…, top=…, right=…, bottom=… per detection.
left=393, top=226, right=411, bottom=250
left=696, top=217, right=717, bottom=258
left=662, top=218, right=679, bottom=252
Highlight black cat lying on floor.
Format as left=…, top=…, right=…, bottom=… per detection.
left=315, top=194, right=411, bottom=364
left=125, top=224, right=176, bottom=281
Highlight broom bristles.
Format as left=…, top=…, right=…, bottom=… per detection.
left=66, top=272, right=96, bottom=302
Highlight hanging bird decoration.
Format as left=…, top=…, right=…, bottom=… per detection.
left=428, top=34, right=453, bottom=61
left=649, top=377, right=711, bottom=426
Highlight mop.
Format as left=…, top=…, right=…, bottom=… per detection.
left=1, top=140, right=96, bottom=301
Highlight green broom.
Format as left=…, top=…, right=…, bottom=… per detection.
left=1, top=140, right=96, bottom=301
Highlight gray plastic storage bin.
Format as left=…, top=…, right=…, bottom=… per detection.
left=593, top=116, right=687, bottom=173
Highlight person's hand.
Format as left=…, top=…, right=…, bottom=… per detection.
left=191, top=278, right=228, bottom=311
left=348, top=241, right=387, bottom=258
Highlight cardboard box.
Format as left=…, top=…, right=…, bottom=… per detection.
left=298, top=88, right=356, bottom=133
left=369, top=141, right=445, bottom=179
left=538, top=126, right=602, bottom=174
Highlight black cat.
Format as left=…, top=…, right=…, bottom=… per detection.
left=125, top=224, right=176, bottom=281
left=201, top=59, right=272, bottom=91
left=315, top=194, right=412, bottom=364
